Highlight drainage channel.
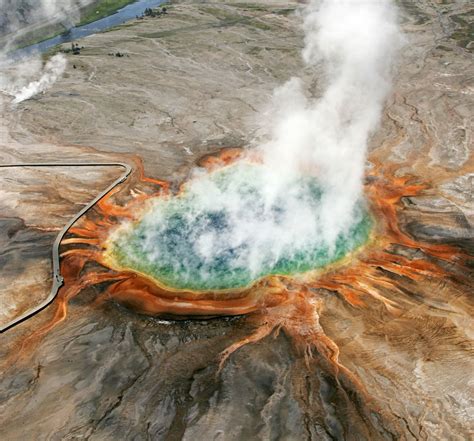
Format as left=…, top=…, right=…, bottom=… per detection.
left=0, top=162, right=132, bottom=333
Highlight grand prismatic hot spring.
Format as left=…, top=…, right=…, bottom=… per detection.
left=3, top=146, right=471, bottom=440
left=104, top=162, right=372, bottom=293
left=2, top=0, right=472, bottom=439
left=28, top=146, right=468, bottom=366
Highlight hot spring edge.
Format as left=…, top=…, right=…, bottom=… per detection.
left=104, top=163, right=372, bottom=291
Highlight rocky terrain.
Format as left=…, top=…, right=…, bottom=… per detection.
left=0, top=1, right=472, bottom=439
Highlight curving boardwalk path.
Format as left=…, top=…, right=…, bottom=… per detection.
left=0, top=162, right=132, bottom=333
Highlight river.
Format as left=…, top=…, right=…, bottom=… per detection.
left=14, top=0, right=166, bottom=58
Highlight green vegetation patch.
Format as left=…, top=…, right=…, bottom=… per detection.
left=6, top=0, right=137, bottom=50
left=79, top=0, right=137, bottom=26
left=397, top=0, right=431, bottom=25
left=449, top=11, right=474, bottom=51
left=200, top=6, right=243, bottom=21
left=11, top=26, right=66, bottom=50
left=226, top=3, right=268, bottom=12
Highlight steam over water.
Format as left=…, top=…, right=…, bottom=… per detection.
left=107, top=0, right=402, bottom=290
left=259, top=0, right=402, bottom=245
left=107, top=163, right=372, bottom=290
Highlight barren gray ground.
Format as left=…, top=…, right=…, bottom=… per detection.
left=0, top=1, right=473, bottom=440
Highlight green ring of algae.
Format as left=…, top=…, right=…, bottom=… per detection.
left=106, top=163, right=372, bottom=291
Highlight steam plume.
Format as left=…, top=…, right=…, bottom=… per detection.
left=113, top=0, right=403, bottom=284
left=0, top=0, right=94, bottom=104
left=259, top=0, right=403, bottom=245
left=0, top=54, right=67, bottom=104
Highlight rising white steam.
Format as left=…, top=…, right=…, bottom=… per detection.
left=112, top=0, right=404, bottom=284
left=259, top=0, right=403, bottom=245
left=0, top=0, right=93, bottom=104
left=1, top=54, right=67, bottom=104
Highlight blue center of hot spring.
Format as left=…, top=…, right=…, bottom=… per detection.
left=107, top=163, right=372, bottom=291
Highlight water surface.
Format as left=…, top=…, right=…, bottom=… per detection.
left=107, top=163, right=372, bottom=291
left=13, top=0, right=166, bottom=58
